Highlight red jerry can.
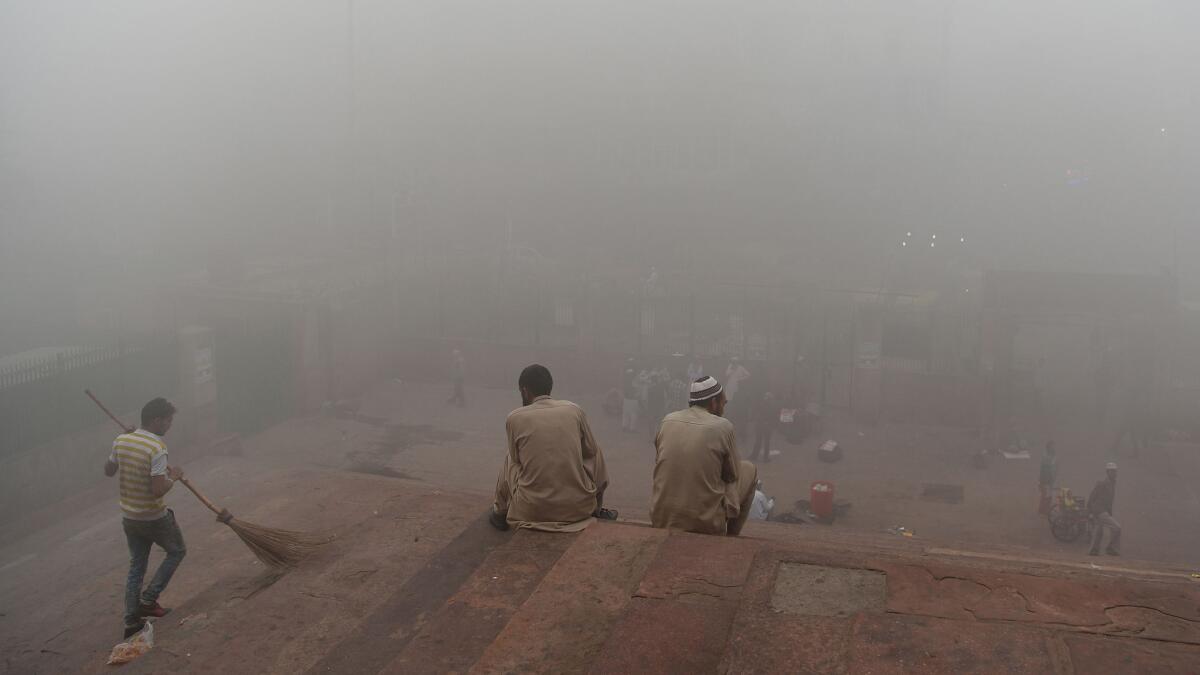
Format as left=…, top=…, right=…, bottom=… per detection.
left=810, top=480, right=835, bottom=521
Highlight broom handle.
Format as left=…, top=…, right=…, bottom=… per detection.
left=86, top=390, right=230, bottom=520
left=84, top=389, right=136, bottom=434
left=177, top=477, right=225, bottom=516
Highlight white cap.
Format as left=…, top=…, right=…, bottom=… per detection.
left=689, top=376, right=723, bottom=404
left=1106, top=462, right=1118, bottom=470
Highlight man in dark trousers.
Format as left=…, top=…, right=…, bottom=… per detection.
left=104, top=398, right=187, bottom=638
left=1038, top=441, right=1058, bottom=515
left=748, top=391, right=778, bottom=463
left=1088, top=462, right=1121, bottom=556
left=621, top=364, right=639, bottom=432
left=645, top=366, right=668, bottom=435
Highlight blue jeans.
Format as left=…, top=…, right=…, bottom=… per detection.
left=123, top=510, right=186, bottom=626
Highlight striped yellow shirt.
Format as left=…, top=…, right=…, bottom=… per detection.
left=110, top=430, right=169, bottom=520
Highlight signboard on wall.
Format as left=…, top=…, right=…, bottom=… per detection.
left=195, top=347, right=213, bottom=385
left=856, top=341, right=881, bottom=369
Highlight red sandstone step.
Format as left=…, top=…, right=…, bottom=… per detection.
left=589, top=531, right=763, bottom=674
left=468, top=521, right=668, bottom=674
left=382, top=529, right=579, bottom=674
left=719, top=532, right=1200, bottom=673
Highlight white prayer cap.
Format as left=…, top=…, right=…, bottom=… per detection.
left=689, top=376, right=723, bottom=404
left=1106, top=462, right=1118, bottom=470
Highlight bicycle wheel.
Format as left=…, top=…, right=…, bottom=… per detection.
left=1050, top=514, right=1082, bottom=542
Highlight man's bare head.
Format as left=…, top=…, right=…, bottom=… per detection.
left=518, top=364, right=553, bottom=406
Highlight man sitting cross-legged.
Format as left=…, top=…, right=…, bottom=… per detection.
left=490, top=364, right=617, bottom=532
left=650, top=376, right=757, bottom=536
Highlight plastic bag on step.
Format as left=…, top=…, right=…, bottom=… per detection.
left=106, top=621, right=154, bottom=665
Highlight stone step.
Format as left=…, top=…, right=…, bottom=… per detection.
left=382, top=529, right=578, bottom=674
left=306, top=513, right=511, bottom=674
left=319, top=514, right=1200, bottom=674
left=469, top=521, right=668, bottom=673
left=590, top=531, right=763, bottom=674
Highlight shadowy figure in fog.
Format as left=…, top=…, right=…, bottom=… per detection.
left=748, top=391, right=778, bottom=463
left=621, top=365, right=639, bottom=432
left=446, top=349, right=466, bottom=407
left=1038, top=441, right=1057, bottom=515
left=1088, top=462, right=1121, bottom=556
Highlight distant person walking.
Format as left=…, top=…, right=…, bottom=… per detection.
left=104, top=398, right=187, bottom=639
left=724, top=357, right=750, bottom=402
left=1038, top=441, right=1057, bottom=515
left=622, top=367, right=639, bottom=432
left=724, top=357, right=751, bottom=431
left=1088, top=462, right=1121, bottom=556
left=446, top=349, right=467, bottom=407
left=687, top=357, right=705, bottom=383
left=667, top=369, right=690, bottom=412
left=645, top=367, right=668, bottom=434
left=748, top=391, right=778, bottom=463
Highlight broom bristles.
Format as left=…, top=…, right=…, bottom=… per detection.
left=227, top=518, right=332, bottom=569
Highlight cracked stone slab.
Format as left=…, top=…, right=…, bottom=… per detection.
left=1064, top=633, right=1200, bottom=674
left=849, top=613, right=1059, bottom=674
left=881, top=561, right=1200, bottom=644
left=771, top=563, right=887, bottom=616
left=722, top=550, right=855, bottom=674
left=592, top=530, right=760, bottom=674
left=635, top=530, right=762, bottom=602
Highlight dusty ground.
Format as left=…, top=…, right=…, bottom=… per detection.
left=1, top=378, right=1198, bottom=673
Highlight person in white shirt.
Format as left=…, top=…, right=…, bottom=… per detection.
left=724, top=357, right=752, bottom=431
left=724, top=357, right=750, bottom=401
left=749, top=480, right=775, bottom=521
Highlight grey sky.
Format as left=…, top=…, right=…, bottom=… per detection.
left=1, top=1, right=1197, bottom=325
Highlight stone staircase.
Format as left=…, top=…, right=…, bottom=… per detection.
left=306, top=517, right=1200, bottom=674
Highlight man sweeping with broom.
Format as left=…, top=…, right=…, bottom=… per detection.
left=87, top=388, right=328, bottom=628
left=103, top=397, right=186, bottom=639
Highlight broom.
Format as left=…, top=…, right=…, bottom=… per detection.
left=86, top=389, right=331, bottom=569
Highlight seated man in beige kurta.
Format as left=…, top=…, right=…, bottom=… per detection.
left=490, top=364, right=616, bottom=532
left=651, top=376, right=757, bottom=536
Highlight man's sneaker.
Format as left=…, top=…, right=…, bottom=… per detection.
left=123, top=621, right=146, bottom=639
left=1105, top=548, right=1120, bottom=556
left=138, top=602, right=170, bottom=618
left=488, top=509, right=510, bottom=531
left=1088, top=550, right=1100, bottom=557
left=595, top=508, right=619, bottom=521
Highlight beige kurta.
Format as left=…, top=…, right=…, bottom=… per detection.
left=651, top=406, right=757, bottom=535
left=493, top=396, right=608, bottom=532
